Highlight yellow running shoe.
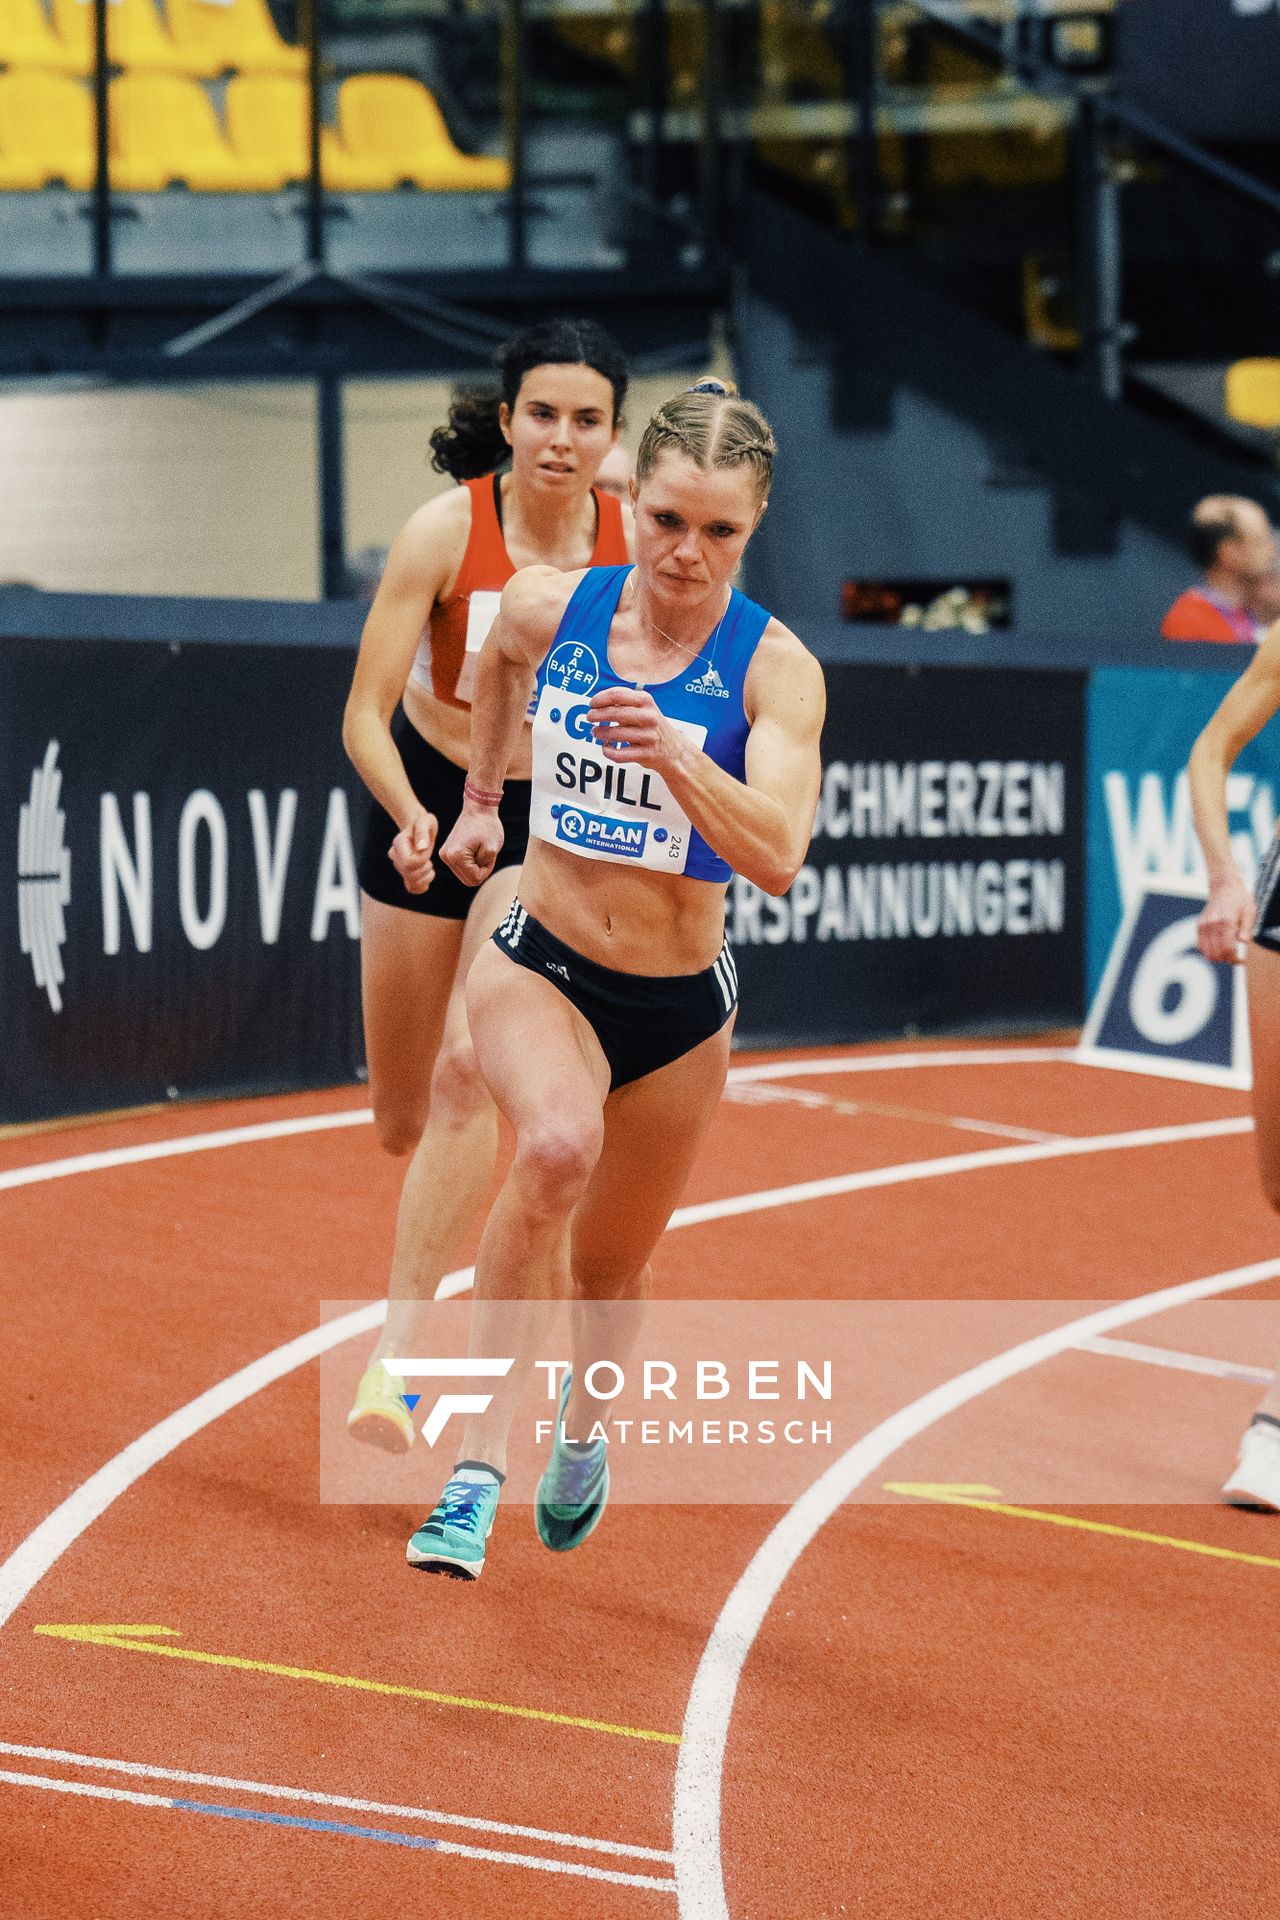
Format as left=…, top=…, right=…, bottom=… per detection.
left=347, top=1362, right=416, bottom=1453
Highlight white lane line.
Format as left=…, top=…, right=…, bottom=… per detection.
left=670, top=1256, right=1280, bottom=1920
left=1073, top=1335, right=1276, bottom=1385
left=0, top=1302, right=382, bottom=1632
left=0, top=1114, right=1257, bottom=1632
left=670, top=1116, right=1252, bottom=1231
left=722, top=1081, right=1065, bottom=1145
left=0, top=1740, right=672, bottom=1861
left=726, top=1048, right=1077, bottom=1082
left=0, top=1109, right=375, bottom=1193
left=0, top=1049, right=1084, bottom=1196
left=0, top=1768, right=676, bottom=1891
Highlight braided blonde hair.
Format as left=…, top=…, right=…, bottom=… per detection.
left=635, top=379, right=777, bottom=506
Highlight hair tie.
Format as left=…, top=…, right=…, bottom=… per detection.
left=685, top=379, right=728, bottom=395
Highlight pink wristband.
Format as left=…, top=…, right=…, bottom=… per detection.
left=463, top=778, right=504, bottom=809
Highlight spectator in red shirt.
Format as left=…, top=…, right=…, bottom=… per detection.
left=1247, top=569, right=1280, bottom=636
left=1161, top=495, right=1277, bottom=644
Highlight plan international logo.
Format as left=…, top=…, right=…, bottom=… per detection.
left=554, top=806, right=649, bottom=858
left=18, top=742, right=72, bottom=1013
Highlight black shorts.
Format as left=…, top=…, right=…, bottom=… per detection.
left=1255, top=837, right=1280, bottom=954
left=492, top=900, right=738, bottom=1090
left=356, top=710, right=531, bottom=921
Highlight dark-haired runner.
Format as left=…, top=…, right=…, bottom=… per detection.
left=343, top=321, right=633, bottom=1447
left=406, top=380, right=825, bottom=1577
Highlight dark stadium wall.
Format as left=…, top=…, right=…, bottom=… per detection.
left=736, top=195, right=1280, bottom=645
left=1117, top=0, right=1280, bottom=142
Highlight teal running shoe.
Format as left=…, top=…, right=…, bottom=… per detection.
left=535, top=1372, right=609, bottom=1553
left=407, top=1464, right=502, bottom=1579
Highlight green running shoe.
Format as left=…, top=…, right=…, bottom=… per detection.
left=535, top=1372, right=609, bottom=1553
left=407, top=1464, right=502, bottom=1579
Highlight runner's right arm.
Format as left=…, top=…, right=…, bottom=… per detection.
left=342, top=491, right=468, bottom=893
left=440, top=566, right=577, bottom=887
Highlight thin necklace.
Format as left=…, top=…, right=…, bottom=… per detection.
left=627, top=574, right=729, bottom=669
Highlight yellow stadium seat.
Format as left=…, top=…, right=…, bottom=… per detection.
left=224, top=73, right=398, bottom=191
left=110, top=72, right=285, bottom=188
left=49, top=0, right=222, bottom=77
left=0, top=0, right=87, bottom=74
left=166, top=0, right=305, bottom=76
left=0, top=70, right=95, bottom=187
left=338, top=74, right=510, bottom=191
left=0, top=150, right=45, bottom=188
left=1225, top=360, right=1280, bottom=432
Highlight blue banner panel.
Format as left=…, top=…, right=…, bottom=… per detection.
left=4, top=641, right=1088, bottom=1118
left=729, top=664, right=1087, bottom=1046
left=1085, top=666, right=1275, bottom=998
left=1079, top=880, right=1249, bottom=1086
left=2, top=636, right=365, bottom=1124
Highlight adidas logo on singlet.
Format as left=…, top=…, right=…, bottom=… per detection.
left=686, top=663, right=729, bottom=698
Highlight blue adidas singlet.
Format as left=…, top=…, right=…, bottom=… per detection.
left=528, top=565, right=771, bottom=882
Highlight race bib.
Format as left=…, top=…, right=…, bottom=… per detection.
left=529, top=683, right=707, bottom=874
left=453, top=590, right=502, bottom=704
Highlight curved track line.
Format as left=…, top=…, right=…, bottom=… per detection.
left=0, top=1110, right=374, bottom=1194
left=0, top=1113, right=1257, bottom=1632
left=670, top=1255, right=1280, bottom=1920
left=0, top=1302, right=380, bottom=1632
left=0, top=1049, right=1084, bottom=1196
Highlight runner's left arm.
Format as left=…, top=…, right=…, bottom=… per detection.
left=1190, top=620, right=1280, bottom=961
left=589, top=623, right=825, bottom=894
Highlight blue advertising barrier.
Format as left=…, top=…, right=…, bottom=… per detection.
left=1077, top=878, right=1250, bottom=1088
left=1085, top=665, right=1276, bottom=999
left=2, top=585, right=1272, bottom=1121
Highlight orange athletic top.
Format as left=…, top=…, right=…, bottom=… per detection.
left=407, top=472, right=629, bottom=709
left=1160, top=588, right=1258, bottom=645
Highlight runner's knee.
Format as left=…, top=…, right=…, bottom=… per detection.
left=573, top=1256, right=649, bottom=1301
left=371, top=1098, right=427, bottom=1158
left=428, top=1033, right=492, bottom=1127
left=514, top=1117, right=602, bottom=1210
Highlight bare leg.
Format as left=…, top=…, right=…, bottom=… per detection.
left=448, top=940, right=612, bottom=1476
left=1222, top=948, right=1280, bottom=1508
left=1246, top=945, right=1280, bottom=1422
left=564, top=1021, right=734, bottom=1440
left=407, top=985, right=732, bottom=1574
left=359, top=893, right=462, bottom=1156
left=371, top=868, right=522, bottom=1364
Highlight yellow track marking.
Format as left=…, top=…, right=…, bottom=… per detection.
left=34, top=1624, right=681, bottom=1745
left=885, top=1483, right=1280, bottom=1570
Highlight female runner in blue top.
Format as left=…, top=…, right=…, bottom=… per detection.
left=404, top=380, right=826, bottom=1578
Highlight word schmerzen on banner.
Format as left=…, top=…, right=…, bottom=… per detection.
left=731, top=756, right=1068, bottom=946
